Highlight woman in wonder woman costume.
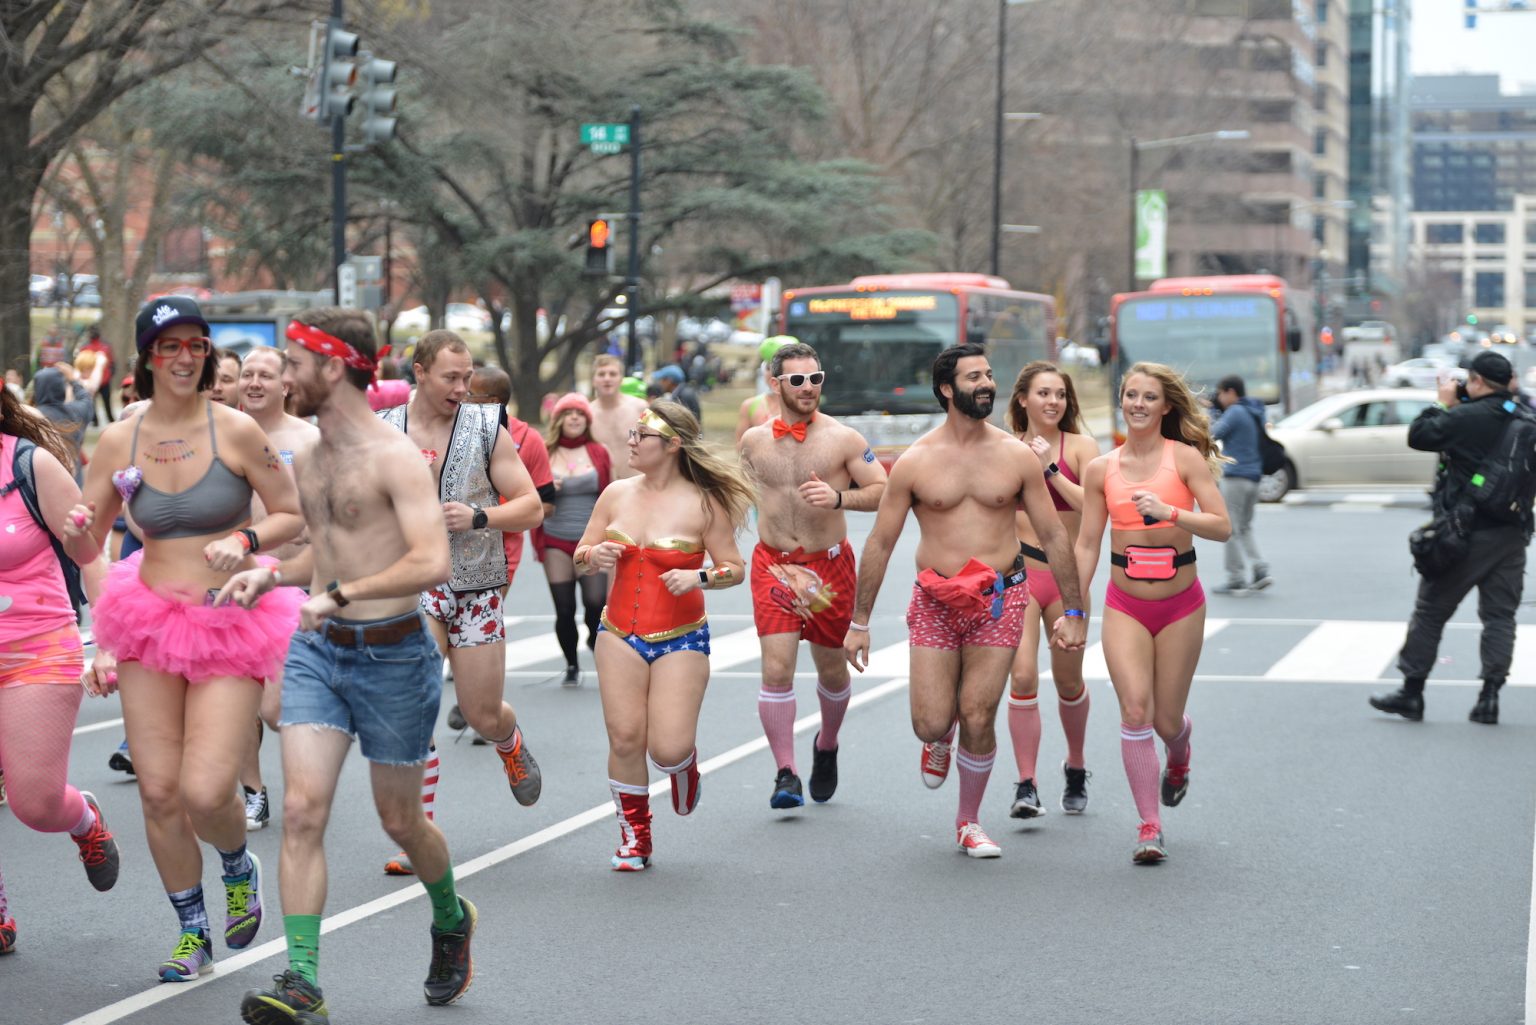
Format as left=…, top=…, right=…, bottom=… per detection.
left=574, top=403, right=755, bottom=871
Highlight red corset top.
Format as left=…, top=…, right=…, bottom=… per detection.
left=600, top=528, right=707, bottom=641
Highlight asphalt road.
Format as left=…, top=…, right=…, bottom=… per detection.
left=5, top=496, right=1535, bottom=1025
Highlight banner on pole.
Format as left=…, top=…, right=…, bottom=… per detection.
left=1134, top=189, right=1168, bottom=281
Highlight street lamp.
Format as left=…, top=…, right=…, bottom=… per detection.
left=1127, top=130, right=1251, bottom=292
left=991, top=0, right=1049, bottom=278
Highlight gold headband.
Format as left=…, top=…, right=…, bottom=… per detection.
left=639, top=408, right=679, bottom=439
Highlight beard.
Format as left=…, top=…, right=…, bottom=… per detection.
left=952, top=386, right=995, bottom=421
left=288, top=377, right=325, bottom=418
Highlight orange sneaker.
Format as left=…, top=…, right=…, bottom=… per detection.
left=384, top=851, right=415, bottom=876
left=496, top=730, right=542, bottom=806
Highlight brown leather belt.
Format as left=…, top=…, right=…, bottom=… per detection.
left=324, top=612, right=423, bottom=648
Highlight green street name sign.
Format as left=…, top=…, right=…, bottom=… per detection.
left=581, top=123, right=630, bottom=148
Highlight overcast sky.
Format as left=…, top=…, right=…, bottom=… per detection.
left=1411, top=2, right=1536, bottom=93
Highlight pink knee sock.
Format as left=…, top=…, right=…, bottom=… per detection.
left=421, top=744, right=441, bottom=822
left=815, top=682, right=851, bottom=751
left=1164, top=715, right=1192, bottom=771
left=954, top=745, right=995, bottom=827
left=68, top=792, right=95, bottom=837
left=758, top=688, right=797, bottom=772
left=1120, top=723, right=1161, bottom=828
left=0, top=684, right=89, bottom=835
left=1006, top=694, right=1041, bottom=781
left=1059, top=688, right=1091, bottom=769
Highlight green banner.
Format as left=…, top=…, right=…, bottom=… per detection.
left=1134, top=189, right=1168, bottom=281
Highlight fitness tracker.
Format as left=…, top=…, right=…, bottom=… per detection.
left=325, top=580, right=351, bottom=608
left=470, top=504, right=489, bottom=530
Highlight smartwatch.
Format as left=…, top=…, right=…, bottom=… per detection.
left=697, top=569, right=710, bottom=589
left=325, top=580, right=351, bottom=608
left=1044, top=462, right=1061, bottom=479
left=471, top=504, right=489, bottom=530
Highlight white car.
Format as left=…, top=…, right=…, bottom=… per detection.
left=394, top=303, right=492, bottom=334
left=1383, top=356, right=1462, bottom=389
left=1257, top=389, right=1439, bottom=501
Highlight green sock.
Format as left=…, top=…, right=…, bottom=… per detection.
left=284, top=914, right=322, bottom=985
left=422, top=865, right=464, bottom=931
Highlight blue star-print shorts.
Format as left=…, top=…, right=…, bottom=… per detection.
left=598, top=623, right=712, bottom=664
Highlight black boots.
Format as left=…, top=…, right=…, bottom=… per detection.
left=1469, top=680, right=1501, bottom=725
left=1369, top=683, right=1425, bottom=721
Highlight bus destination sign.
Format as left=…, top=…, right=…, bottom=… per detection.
left=805, top=294, right=939, bottom=321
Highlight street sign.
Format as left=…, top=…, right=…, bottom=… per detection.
left=337, top=262, right=358, bottom=308
left=590, top=141, right=623, bottom=155
left=581, top=123, right=630, bottom=145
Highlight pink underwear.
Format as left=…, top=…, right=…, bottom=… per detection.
left=1103, top=580, right=1205, bottom=637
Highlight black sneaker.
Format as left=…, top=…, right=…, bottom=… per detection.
left=1160, top=764, right=1189, bottom=807
left=245, top=786, right=270, bottom=831
left=1061, top=762, right=1090, bottom=814
left=1470, top=683, right=1499, bottom=724
left=72, top=792, right=120, bottom=892
left=1368, top=687, right=1424, bottom=721
left=446, top=705, right=468, bottom=731
left=424, top=896, right=477, bottom=1006
left=1009, top=778, right=1045, bottom=819
left=769, top=767, right=805, bottom=810
left=1250, top=566, right=1274, bottom=591
left=562, top=664, right=581, bottom=687
left=108, top=740, right=135, bottom=776
left=808, top=733, right=839, bottom=803
left=240, top=969, right=328, bottom=1024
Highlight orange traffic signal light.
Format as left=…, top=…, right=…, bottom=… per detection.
left=585, top=219, right=613, bottom=275
left=589, top=219, right=611, bottom=249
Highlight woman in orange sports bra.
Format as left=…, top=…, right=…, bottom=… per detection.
left=574, top=403, right=754, bottom=871
left=1074, top=362, right=1230, bottom=866
left=1005, top=362, right=1101, bottom=820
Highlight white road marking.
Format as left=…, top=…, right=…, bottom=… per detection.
left=1081, top=618, right=1229, bottom=680
left=61, top=673, right=913, bottom=1025
left=1527, top=800, right=1536, bottom=1025
left=1264, top=621, right=1405, bottom=681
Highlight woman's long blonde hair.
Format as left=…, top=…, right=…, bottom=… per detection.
left=1121, top=362, right=1229, bottom=476
left=645, top=401, right=756, bottom=530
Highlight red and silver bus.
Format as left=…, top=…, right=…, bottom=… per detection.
left=781, top=273, right=1055, bottom=461
left=1109, top=274, right=1316, bottom=414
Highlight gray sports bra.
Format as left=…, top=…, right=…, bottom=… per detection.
left=126, top=403, right=252, bottom=540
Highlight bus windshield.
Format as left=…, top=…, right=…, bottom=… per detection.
left=784, top=291, right=957, bottom=415
left=1117, top=293, right=1283, bottom=404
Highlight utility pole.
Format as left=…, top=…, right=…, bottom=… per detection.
left=330, top=0, right=347, bottom=303
left=990, top=0, right=1007, bottom=278
left=625, top=104, right=643, bottom=373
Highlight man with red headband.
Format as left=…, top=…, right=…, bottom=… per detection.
left=739, top=342, right=888, bottom=810
left=378, top=329, right=545, bottom=818
left=217, top=307, right=479, bottom=1018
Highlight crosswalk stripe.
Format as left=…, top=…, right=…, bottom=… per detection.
left=1264, top=621, right=1404, bottom=681
left=1080, top=618, right=1229, bottom=680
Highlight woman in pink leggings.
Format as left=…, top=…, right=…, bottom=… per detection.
left=0, top=386, right=123, bottom=954
left=1005, top=362, right=1100, bottom=820
left=1074, top=363, right=1230, bottom=864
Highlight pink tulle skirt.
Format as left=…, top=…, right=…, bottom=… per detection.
left=92, top=552, right=305, bottom=684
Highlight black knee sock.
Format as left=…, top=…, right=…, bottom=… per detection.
left=580, top=574, right=606, bottom=650
left=549, top=581, right=579, bottom=666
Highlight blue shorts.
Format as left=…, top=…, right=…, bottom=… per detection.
left=280, top=611, right=443, bottom=766
left=599, top=623, right=711, bottom=665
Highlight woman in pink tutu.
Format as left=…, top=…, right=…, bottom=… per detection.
left=0, top=385, right=123, bottom=955
left=77, top=297, right=306, bottom=982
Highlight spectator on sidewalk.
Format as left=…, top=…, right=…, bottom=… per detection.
left=652, top=364, right=700, bottom=419
left=1209, top=375, right=1271, bottom=594
left=76, top=324, right=115, bottom=424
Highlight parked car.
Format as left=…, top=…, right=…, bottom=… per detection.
left=395, top=303, right=492, bottom=334
left=29, top=274, right=52, bottom=305
left=1382, top=356, right=1463, bottom=389
left=1257, top=388, right=1438, bottom=501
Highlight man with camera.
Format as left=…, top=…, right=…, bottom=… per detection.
left=1371, top=350, right=1530, bottom=725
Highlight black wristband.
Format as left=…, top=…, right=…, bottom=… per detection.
left=835, top=490, right=843, bottom=509
left=240, top=527, right=260, bottom=553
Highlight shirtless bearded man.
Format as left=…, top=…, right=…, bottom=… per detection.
left=739, top=343, right=887, bottom=808
left=843, top=343, right=1087, bottom=858
left=219, top=308, right=476, bottom=1021
left=589, top=354, right=648, bottom=479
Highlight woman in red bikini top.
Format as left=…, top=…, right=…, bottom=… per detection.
left=1004, top=362, right=1101, bottom=818
left=1072, top=362, right=1231, bottom=866
left=573, top=402, right=755, bottom=871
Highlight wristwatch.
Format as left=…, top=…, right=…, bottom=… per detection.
left=697, top=569, right=710, bottom=589
left=1044, top=462, right=1061, bottom=479
left=471, top=504, right=489, bottom=530
left=325, top=580, right=351, bottom=608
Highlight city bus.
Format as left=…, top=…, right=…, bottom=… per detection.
left=1109, top=274, right=1317, bottom=417
left=781, top=273, right=1055, bottom=462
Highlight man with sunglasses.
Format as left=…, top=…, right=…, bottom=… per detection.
left=739, top=342, right=888, bottom=809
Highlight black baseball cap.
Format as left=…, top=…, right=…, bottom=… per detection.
left=1469, top=350, right=1514, bottom=386
left=135, top=296, right=209, bottom=350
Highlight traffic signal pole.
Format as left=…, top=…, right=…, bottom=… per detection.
left=625, top=105, right=642, bottom=373
left=331, top=0, right=347, bottom=304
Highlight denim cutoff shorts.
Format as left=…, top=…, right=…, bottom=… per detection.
left=280, top=611, right=443, bottom=765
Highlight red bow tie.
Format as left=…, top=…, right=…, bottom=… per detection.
left=772, top=418, right=809, bottom=442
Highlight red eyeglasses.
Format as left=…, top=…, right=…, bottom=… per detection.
left=152, top=336, right=213, bottom=359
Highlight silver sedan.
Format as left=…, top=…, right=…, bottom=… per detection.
left=1257, top=388, right=1438, bottom=501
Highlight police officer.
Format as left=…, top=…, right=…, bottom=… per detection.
left=1371, top=350, right=1530, bottom=725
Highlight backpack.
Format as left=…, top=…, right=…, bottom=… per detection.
left=1464, top=399, right=1536, bottom=533
left=2, top=437, right=88, bottom=608
left=1244, top=405, right=1287, bottom=476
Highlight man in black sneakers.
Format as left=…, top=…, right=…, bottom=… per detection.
left=219, top=309, right=476, bottom=1022
left=739, top=343, right=887, bottom=809
left=1371, top=350, right=1530, bottom=725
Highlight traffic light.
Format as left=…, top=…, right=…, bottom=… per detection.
left=319, top=25, right=359, bottom=119
left=358, top=56, right=397, bottom=144
left=585, top=218, right=613, bottom=276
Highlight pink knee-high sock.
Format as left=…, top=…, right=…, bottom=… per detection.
left=758, top=688, right=797, bottom=772
left=815, top=682, right=851, bottom=751
left=1006, top=695, right=1041, bottom=781
left=421, top=744, right=441, bottom=822
left=1059, top=688, right=1091, bottom=769
left=1120, top=723, right=1161, bottom=829
left=954, top=745, right=995, bottom=827
left=1164, top=715, right=1192, bottom=771
left=0, top=684, right=88, bottom=834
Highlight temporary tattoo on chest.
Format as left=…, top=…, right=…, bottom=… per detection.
left=421, top=449, right=439, bottom=465
left=145, top=439, right=195, bottom=465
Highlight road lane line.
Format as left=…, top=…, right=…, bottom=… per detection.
left=72, top=717, right=125, bottom=736
left=1528, top=799, right=1536, bottom=1025
left=62, top=672, right=912, bottom=1025
left=1263, top=621, right=1403, bottom=681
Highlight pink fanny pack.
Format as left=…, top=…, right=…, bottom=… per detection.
left=1112, top=545, right=1196, bottom=581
